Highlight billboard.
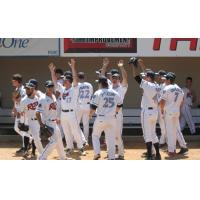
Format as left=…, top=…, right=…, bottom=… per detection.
left=0, top=38, right=60, bottom=56
left=60, top=38, right=200, bottom=57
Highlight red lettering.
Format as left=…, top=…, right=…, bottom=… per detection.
left=153, top=38, right=161, bottom=50
left=27, top=102, right=38, bottom=110
left=49, top=102, right=57, bottom=110
left=170, top=38, right=198, bottom=51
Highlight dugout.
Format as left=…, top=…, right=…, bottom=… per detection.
left=0, top=57, right=200, bottom=109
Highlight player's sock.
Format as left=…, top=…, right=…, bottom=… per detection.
left=146, top=142, right=152, bottom=158
left=24, top=136, right=30, bottom=151
left=153, top=142, right=160, bottom=156
left=31, top=140, right=36, bottom=155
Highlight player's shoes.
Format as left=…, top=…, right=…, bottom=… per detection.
left=145, top=156, right=154, bottom=160
left=168, top=152, right=176, bottom=157
left=83, top=142, right=89, bottom=148
left=93, top=154, right=101, bottom=160
left=115, top=155, right=125, bottom=160
left=155, top=153, right=161, bottom=160
left=159, top=144, right=166, bottom=149
left=16, top=147, right=25, bottom=154
left=178, top=148, right=189, bottom=155
left=79, top=148, right=86, bottom=156
left=66, top=149, right=73, bottom=156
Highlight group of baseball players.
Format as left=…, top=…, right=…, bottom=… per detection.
left=11, top=57, right=196, bottom=160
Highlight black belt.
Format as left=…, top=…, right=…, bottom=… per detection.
left=48, top=119, right=56, bottom=121
left=148, top=107, right=153, bottom=110
left=31, top=118, right=37, bottom=121
left=62, top=109, right=74, bottom=112
left=87, top=102, right=90, bottom=105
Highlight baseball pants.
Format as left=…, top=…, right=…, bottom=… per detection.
left=158, top=109, right=167, bottom=145
left=28, top=120, right=44, bottom=154
left=141, top=108, right=159, bottom=144
left=165, top=112, right=187, bottom=153
left=77, top=106, right=90, bottom=142
left=39, top=122, right=65, bottom=160
left=92, top=116, right=116, bottom=160
left=115, top=112, right=124, bottom=156
left=61, top=111, right=83, bottom=149
left=180, top=105, right=196, bottom=134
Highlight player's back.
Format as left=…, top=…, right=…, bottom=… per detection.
left=163, top=84, right=184, bottom=113
left=92, top=88, right=121, bottom=117
left=78, top=82, right=93, bottom=105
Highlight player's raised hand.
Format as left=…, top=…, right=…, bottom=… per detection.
left=68, top=58, right=76, bottom=68
left=118, top=59, right=124, bottom=68
left=103, top=58, right=109, bottom=67
left=48, top=62, right=55, bottom=71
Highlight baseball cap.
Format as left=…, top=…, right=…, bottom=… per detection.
left=64, top=75, right=73, bottom=83
left=28, top=79, right=38, bottom=87
left=156, top=70, right=167, bottom=76
left=78, top=72, right=85, bottom=79
left=165, top=72, right=176, bottom=81
left=109, top=69, right=120, bottom=75
left=45, top=80, right=54, bottom=88
left=95, top=76, right=108, bottom=84
left=112, top=73, right=120, bottom=78
left=140, top=70, right=155, bottom=79
left=25, top=82, right=35, bottom=89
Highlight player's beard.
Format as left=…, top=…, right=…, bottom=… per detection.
left=27, top=91, right=33, bottom=97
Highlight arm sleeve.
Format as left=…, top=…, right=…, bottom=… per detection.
left=90, top=92, right=99, bottom=107
left=36, top=99, right=44, bottom=113
left=160, top=89, right=168, bottom=101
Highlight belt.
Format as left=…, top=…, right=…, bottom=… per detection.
left=62, top=109, right=74, bottom=112
left=98, top=114, right=104, bottom=117
left=148, top=107, right=153, bottom=110
left=31, top=118, right=37, bottom=121
left=47, top=119, right=56, bottom=121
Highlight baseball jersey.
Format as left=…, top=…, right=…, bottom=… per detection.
left=91, top=88, right=122, bottom=117
left=140, top=79, right=159, bottom=109
left=14, top=85, right=26, bottom=111
left=182, top=87, right=193, bottom=106
left=36, top=94, right=58, bottom=123
left=57, top=79, right=64, bottom=85
left=108, top=79, right=112, bottom=89
left=157, top=83, right=166, bottom=102
left=78, top=82, right=93, bottom=105
left=161, top=84, right=184, bottom=113
left=36, top=90, right=45, bottom=99
left=19, top=95, right=39, bottom=123
left=56, top=83, right=79, bottom=110
left=112, top=84, right=128, bottom=102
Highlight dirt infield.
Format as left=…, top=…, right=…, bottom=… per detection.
left=0, top=138, right=199, bottom=160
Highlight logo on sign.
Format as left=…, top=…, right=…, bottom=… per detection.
left=0, top=38, right=30, bottom=48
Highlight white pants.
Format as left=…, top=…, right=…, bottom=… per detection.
left=158, top=109, right=167, bottom=145
left=77, top=106, right=90, bottom=142
left=92, top=117, right=116, bottom=160
left=61, top=111, right=83, bottom=149
left=28, top=120, right=44, bottom=154
left=39, top=122, right=65, bottom=160
left=180, top=105, right=196, bottom=134
left=165, top=112, right=187, bottom=153
left=141, top=108, right=159, bottom=144
left=115, top=112, right=124, bottom=156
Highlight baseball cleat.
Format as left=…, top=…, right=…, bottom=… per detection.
left=93, top=154, right=101, bottom=160
left=16, top=147, right=25, bottom=154
left=155, top=153, right=161, bottom=160
left=178, top=148, right=189, bottom=155
left=145, top=156, right=154, bottom=160
left=116, top=155, right=125, bottom=160
left=66, top=149, right=73, bottom=156
left=79, top=148, right=86, bottom=156
left=168, top=152, right=176, bottom=157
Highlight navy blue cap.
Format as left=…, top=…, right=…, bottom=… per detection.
left=28, top=79, right=38, bottom=87
left=109, top=69, right=120, bottom=75
left=165, top=72, right=176, bottom=80
left=156, top=70, right=167, bottom=76
left=25, top=82, right=35, bottom=89
left=45, top=80, right=54, bottom=87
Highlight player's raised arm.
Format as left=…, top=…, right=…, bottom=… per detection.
left=68, top=58, right=78, bottom=87
left=48, top=63, right=57, bottom=86
left=118, top=59, right=128, bottom=87
left=100, top=58, right=109, bottom=76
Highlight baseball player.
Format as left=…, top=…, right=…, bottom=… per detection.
left=130, top=58, right=161, bottom=160
left=55, top=68, right=64, bottom=85
left=11, top=74, right=32, bottom=154
left=90, top=76, right=123, bottom=160
left=49, top=59, right=86, bottom=157
left=180, top=77, right=196, bottom=134
left=36, top=80, right=66, bottom=160
left=100, top=59, right=128, bottom=160
left=18, top=82, right=44, bottom=158
left=156, top=70, right=167, bottom=146
left=28, top=79, right=45, bottom=99
left=77, top=72, right=93, bottom=143
left=160, top=72, right=188, bottom=157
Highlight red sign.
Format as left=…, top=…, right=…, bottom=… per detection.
left=64, top=38, right=137, bottom=53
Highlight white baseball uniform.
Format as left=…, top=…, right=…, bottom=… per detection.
left=140, top=79, right=159, bottom=144
left=157, top=83, right=167, bottom=145
left=19, top=95, right=44, bottom=154
left=14, top=86, right=32, bottom=141
left=161, top=84, right=187, bottom=153
left=56, top=83, right=84, bottom=150
left=77, top=82, right=93, bottom=142
left=91, top=88, right=122, bottom=160
left=180, top=87, right=196, bottom=134
left=36, top=94, right=65, bottom=160
left=112, top=84, right=128, bottom=157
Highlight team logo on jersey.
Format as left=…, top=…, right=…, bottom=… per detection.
left=27, top=102, right=38, bottom=110
left=49, top=102, right=57, bottom=110
left=62, top=92, right=69, bottom=100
